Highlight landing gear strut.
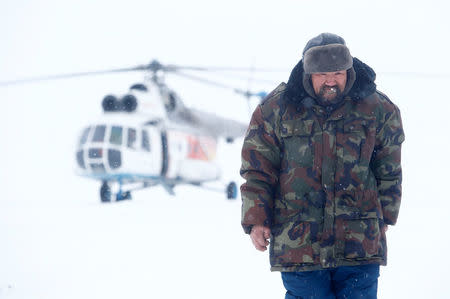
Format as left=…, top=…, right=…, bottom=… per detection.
left=116, top=179, right=132, bottom=201
left=116, top=191, right=132, bottom=201
left=100, top=181, right=132, bottom=203
left=226, top=181, right=238, bottom=200
left=100, top=181, right=112, bottom=203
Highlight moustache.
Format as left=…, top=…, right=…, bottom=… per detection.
left=322, top=86, right=338, bottom=95
left=317, top=85, right=344, bottom=102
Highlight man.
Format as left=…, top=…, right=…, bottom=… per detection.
left=240, top=33, right=404, bottom=298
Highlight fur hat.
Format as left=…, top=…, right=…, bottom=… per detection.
left=302, top=33, right=353, bottom=74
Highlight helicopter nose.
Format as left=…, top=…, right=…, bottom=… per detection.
left=76, top=145, right=122, bottom=173
left=76, top=150, right=85, bottom=169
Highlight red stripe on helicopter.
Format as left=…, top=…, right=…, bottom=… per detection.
left=187, top=136, right=216, bottom=161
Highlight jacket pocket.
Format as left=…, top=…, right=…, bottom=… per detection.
left=335, top=189, right=383, bottom=219
left=280, top=119, right=315, bottom=167
left=271, top=220, right=318, bottom=265
left=271, top=191, right=325, bottom=265
left=338, top=217, right=383, bottom=260
left=335, top=190, right=385, bottom=260
left=337, top=120, right=369, bottom=165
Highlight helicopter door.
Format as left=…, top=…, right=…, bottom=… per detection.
left=125, top=127, right=162, bottom=177
left=140, top=126, right=163, bottom=176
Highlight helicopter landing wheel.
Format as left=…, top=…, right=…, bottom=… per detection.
left=116, top=191, right=132, bottom=201
left=100, top=181, right=112, bottom=203
left=226, top=181, right=238, bottom=200
left=225, top=137, right=234, bottom=143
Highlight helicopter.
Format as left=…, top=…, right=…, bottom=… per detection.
left=1, top=60, right=272, bottom=203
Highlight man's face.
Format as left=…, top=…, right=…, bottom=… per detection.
left=311, top=70, right=347, bottom=102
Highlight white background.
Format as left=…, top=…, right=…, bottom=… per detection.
left=1, top=0, right=450, bottom=298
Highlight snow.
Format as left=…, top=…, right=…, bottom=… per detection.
left=1, top=0, right=450, bottom=298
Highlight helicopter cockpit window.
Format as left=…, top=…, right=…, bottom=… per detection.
left=92, top=125, right=106, bottom=142
left=127, top=128, right=137, bottom=149
left=142, top=130, right=150, bottom=151
left=79, top=127, right=91, bottom=145
left=110, top=126, right=123, bottom=145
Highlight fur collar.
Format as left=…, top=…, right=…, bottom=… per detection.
left=284, top=57, right=377, bottom=103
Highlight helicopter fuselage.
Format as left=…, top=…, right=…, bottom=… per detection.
left=75, top=114, right=221, bottom=195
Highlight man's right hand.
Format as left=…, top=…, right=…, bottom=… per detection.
left=250, top=225, right=271, bottom=252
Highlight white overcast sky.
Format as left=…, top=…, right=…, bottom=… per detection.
left=1, top=0, right=449, bottom=79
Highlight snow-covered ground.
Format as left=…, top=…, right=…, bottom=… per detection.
left=1, top=0, right=450, bottom=298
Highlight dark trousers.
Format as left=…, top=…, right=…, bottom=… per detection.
left=281, top=264, right=380, bottom=299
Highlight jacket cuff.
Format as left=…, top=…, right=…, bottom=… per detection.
left=242, top=224, right=254, bottom=234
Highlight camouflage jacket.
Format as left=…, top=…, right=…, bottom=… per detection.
left=240, top=58, right=404, bottom=272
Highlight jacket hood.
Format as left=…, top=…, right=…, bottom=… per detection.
left=285, top=57, right=377, bottom=103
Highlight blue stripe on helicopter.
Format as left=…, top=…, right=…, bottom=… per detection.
left=79, top=173, right=162, bottom=181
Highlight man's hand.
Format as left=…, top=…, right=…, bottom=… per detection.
left=250, top=225, right=271, bottom=252
left=383, top=225, right=388, bottom=233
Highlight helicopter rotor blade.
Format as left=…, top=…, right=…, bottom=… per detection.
left=173, top=71, right=267, bottom=100
left=173, top=71, right=238, bottom=90
left=0, top=58, right=287, bottom=87
left=188, top=70, right=279, bottom=85
left=169, top=65, right=287, bottom=73
left=0, top=65, right=148, bottom=86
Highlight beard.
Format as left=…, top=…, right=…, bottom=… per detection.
left=317, top=85, right=344, bottom=103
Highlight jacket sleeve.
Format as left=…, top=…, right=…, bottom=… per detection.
left=240, top=104, right=281, bottom=234
left=372, top=103, right=405, bottom=225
